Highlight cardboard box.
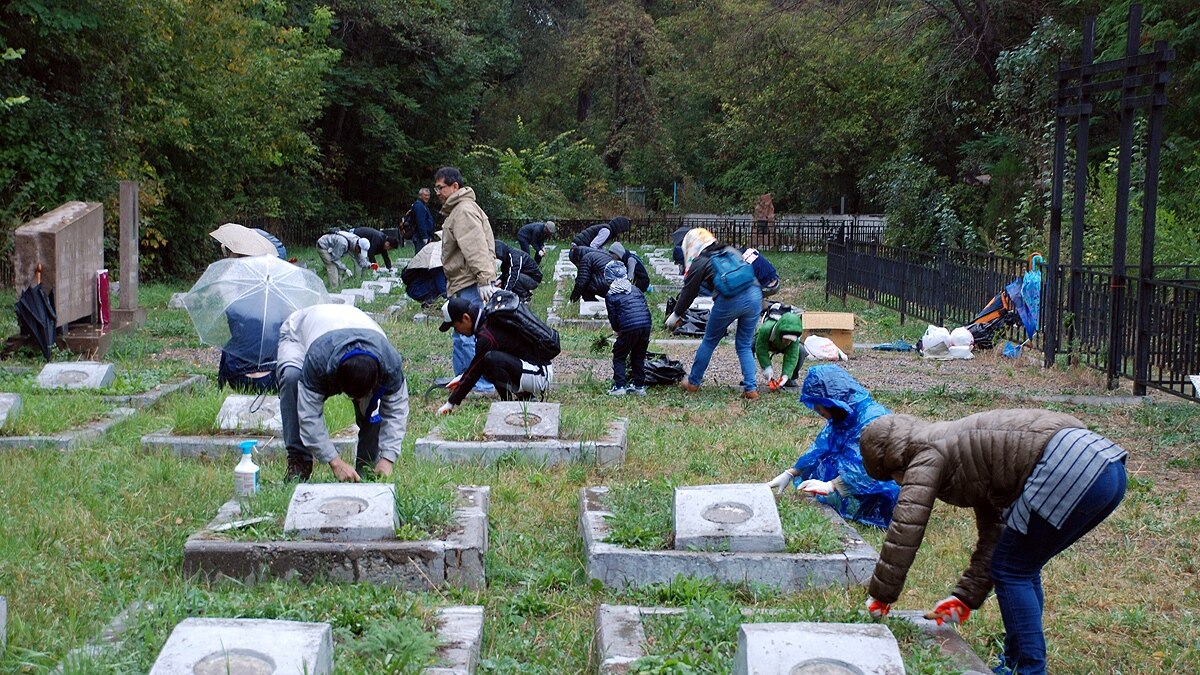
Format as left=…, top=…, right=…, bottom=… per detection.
left=802, top=312, right=855, bottom=355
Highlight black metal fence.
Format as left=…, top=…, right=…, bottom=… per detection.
left=827, top=241, right=1200, bottom=402
left=247, top=215, right=885, bottom=253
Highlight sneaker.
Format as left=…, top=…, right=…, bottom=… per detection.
left=285, top=456, right=313, bottom=482
left=627, top=385, right=647, bottom=397
left=607, top=385, right=627, bottom=396
left=681, top=382, right=700, bottom=393
left=741, top=390, right=760, bottom=400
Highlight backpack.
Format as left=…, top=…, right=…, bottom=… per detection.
left=483, top=290, right=561, bottom=364
left=400, top=210, right=416, bottom=240
left=708, top=247, right=756, bottom=297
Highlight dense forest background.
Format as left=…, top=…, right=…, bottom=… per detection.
left=1, top=0, right=1197, bottom=278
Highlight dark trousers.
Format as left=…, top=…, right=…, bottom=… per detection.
left=280, top=365, right=381, bottom=471
left=519, top=239, right=542, bottom=265
left=990, top=461, right=1126, bottom=675
left=612, top=327, right=651, bottom=388
left=506, top=273, right=540, bottom=301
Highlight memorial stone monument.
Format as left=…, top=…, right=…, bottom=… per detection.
left=149, top=618, right=333, bottom=675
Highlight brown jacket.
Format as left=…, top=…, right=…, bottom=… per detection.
left=439, top=187, right=496, bottom=296
left=859, top=409, right=1085, bottom=608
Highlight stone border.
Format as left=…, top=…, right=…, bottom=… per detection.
left=415, top=419, right=627, bottom=467
left=141, top=426, right=359, bottom=458
left=54, top=602, right=483, bottom=674
left=0, top=374, right=203, bottom=452
left=183, top=486, right=489, bottom=590
left=579, top=487, right=876, bottom=590
left=0, top=595, right=6, bottom=656
left=593, top=605, right=990, bottom=675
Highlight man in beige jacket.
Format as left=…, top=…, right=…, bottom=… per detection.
left=434, top=166, right=497, bottom=393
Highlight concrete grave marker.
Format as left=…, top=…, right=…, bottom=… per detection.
left=0, top=394, right=21, bottom=427
left=341, top=287, right=375, bottom=303
left=733, top=622, right=905, bottom=675
left=149, top=618, right=333, bottom=675
left=362, top=280, right=394, bottom=294
left=284, top=483, right=398, bottom=542
left=579, top=300, right=608, bottom=318
left=328, top=293, right=357, bottom=306
left=674, top=484, right=784, bottom=552
left=483, top=402, right=560, bottom=440
left=216, top=395, right=282, bottom=434
left=36, top=362, right=115, bottom=390
left=1191, top=374, right=1199, bottom=394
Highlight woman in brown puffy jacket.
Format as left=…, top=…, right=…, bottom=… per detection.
left=857, top=409, right=1128, bottom=675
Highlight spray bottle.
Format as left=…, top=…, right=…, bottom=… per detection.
left=234, top=440, right=259, bottom=497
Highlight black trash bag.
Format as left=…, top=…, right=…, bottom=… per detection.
left=643, top=352, right=685, bottom=386
left=665, top=296, right=726, bottom=338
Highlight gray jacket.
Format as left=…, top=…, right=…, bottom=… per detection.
left=278, top=305, right=409, bottom=463
left=317, top=231, right=370, bottom=271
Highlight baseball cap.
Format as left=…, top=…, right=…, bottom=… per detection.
left=438, top=297, right=478, bottom=332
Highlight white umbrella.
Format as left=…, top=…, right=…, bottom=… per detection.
left=209, top=223, right=279, bottom=257
left=408, top=241, right=443, bottom=270
left=182, top=257, right=329, bottom=368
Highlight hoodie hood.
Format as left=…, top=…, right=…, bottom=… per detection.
left=603, top=260, right=632, bottom=294
left=769, top=312, right=804, bottom=343
left=440, top=185, right=477, bottom=216
left=495, top=240, right=511, bottom=258
left=608, top=242, right=627, bottom=259
left=569, top=246, right=582, bottom=265
left=860, top=414, right=927, bottom=481
left=799, top=365, right=873, bottom=417
left=609, top=216, right=630, bottom=234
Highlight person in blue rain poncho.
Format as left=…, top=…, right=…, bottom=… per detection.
left=765, top=365, right=899, bottom=528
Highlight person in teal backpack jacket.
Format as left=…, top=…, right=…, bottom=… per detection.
left=766, top=365, right=899, bottom=528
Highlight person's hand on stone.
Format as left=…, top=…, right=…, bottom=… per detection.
left=767, top=469, right=796, bottom=494
left=330, top=457, right=361, bottom=482
left=374, top=458, right=394, bottom=478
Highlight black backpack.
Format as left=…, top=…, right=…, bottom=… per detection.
left=483, top=290, right=561, bottom=365
left=400, top=210, right=416, bottom=240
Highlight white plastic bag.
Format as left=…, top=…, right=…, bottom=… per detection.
left=804, top=335, right=848, bottom=361
left=947, top=345, right=975, bottom=360
left=921, top=325, right=951, bottom=351
left=949, top=326, right=975, bottom=347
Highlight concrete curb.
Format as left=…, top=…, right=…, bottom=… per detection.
left=141, top=426, right=360, bottom=458
left=579, top=487, right=876, bottom=590
left=594, top=605, right=991, bottom=675
left=183, top=486, right=489, bottom=590
left=415, top=419, right=627, bottom=467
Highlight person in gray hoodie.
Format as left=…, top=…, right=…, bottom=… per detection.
left=276, top=304, right=409, bottom=482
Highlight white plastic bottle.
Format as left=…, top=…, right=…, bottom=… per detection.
left=234, top=440, right=259, bottom=497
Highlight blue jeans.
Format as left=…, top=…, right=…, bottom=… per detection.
left=990, top=461, right=1126, bottom=675
left=687, top=284, right=762, bottom=392
left=452, top=286, right=494, bottom=392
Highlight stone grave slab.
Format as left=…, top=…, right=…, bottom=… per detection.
left=216, top=394, right=282, bottom=434
left=362, top=280, right=394, bottom=294
left=483, top=402, right=560, bottom=440
left=579, top=300, right=608, bottom=318
left=36, top=362, right=115, bottom=390
left=342, top=287, right=376, bottom=303
left=328, top=293, right=355, bottom=305
left=733, top=622, right=905, bottom=675
left=692, top=296, right=714, bottom=311
left=284, top=483, right=398, bottom=542
left=674, top=484, right=784, bottom=552
left=149, top=618, right=332, bottom=675
left=0, top=394, right=21, bottom=427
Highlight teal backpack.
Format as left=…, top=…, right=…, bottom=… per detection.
left=708, top=247, right=756, bottom=297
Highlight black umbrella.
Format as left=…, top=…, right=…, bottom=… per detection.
left=14, top=264, right=57, bottom=361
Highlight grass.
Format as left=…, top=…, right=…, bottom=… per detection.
left=602, top=478, right=843, bottom=554
left=165, top=382, right=356, bottom=436
left=0, top=255, right=1197, bottom=673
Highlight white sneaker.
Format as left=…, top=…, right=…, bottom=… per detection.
left=607, top=385, right=626, bottom=396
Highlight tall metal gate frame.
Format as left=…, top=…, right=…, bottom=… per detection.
left=1044, top=4, right=1173, bottom=394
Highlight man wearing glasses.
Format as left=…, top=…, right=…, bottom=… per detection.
left=434, top=166, right=497, bottom=394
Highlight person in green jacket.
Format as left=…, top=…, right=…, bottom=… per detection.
left=755, top=305, right=806, bottom=391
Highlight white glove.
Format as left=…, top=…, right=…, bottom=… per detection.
left=538, top=249, right=546, bottom=258
left=798, top=479, right=834, bottom=496
left=438, top=402, right=455, bottom=416
left=478, top=284, right=496, bottom=303
left=664, top=312, right=681, bottom=329
left=345, top=264, right=356, bottom=278
left=446, top=374, right=463, bottom=391
left=767, top=470, right=795, bottom=495
left=762, top=366, right=775, bottom=381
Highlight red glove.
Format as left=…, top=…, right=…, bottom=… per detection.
left=767, top=376, right=786, bottom=392
left=866, top=597, right=890, bottom=619
left=446, top=374, right=462, bottom=392
left=371, top=263, right=379, bottom=271
left=926, top=596, right=971, bottom=625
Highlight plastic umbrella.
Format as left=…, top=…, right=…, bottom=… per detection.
left=407, top=241, right=442, bottom=270
left=14, top=263, right=57, bottom=361
left=401, top=241, right=445, bottom=306
left=182, top=257, right=329, bottom=371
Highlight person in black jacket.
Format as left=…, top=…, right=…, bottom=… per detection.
left=607, top=242, right=650, bottom=292
left=516, top=221, right=556, bottom=264
left=572, top=216, right=630, bottom=249
left=495, top=241, right=542, bottom=301
left=436, top=297, right=554, bottom=413
left=665, top=228, right=763, bottom=399
left=567, top=245, right=614, bottom=302
left=353, top=226, right=401, bottom=270
left=603, top=261, right=652, bottom=396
